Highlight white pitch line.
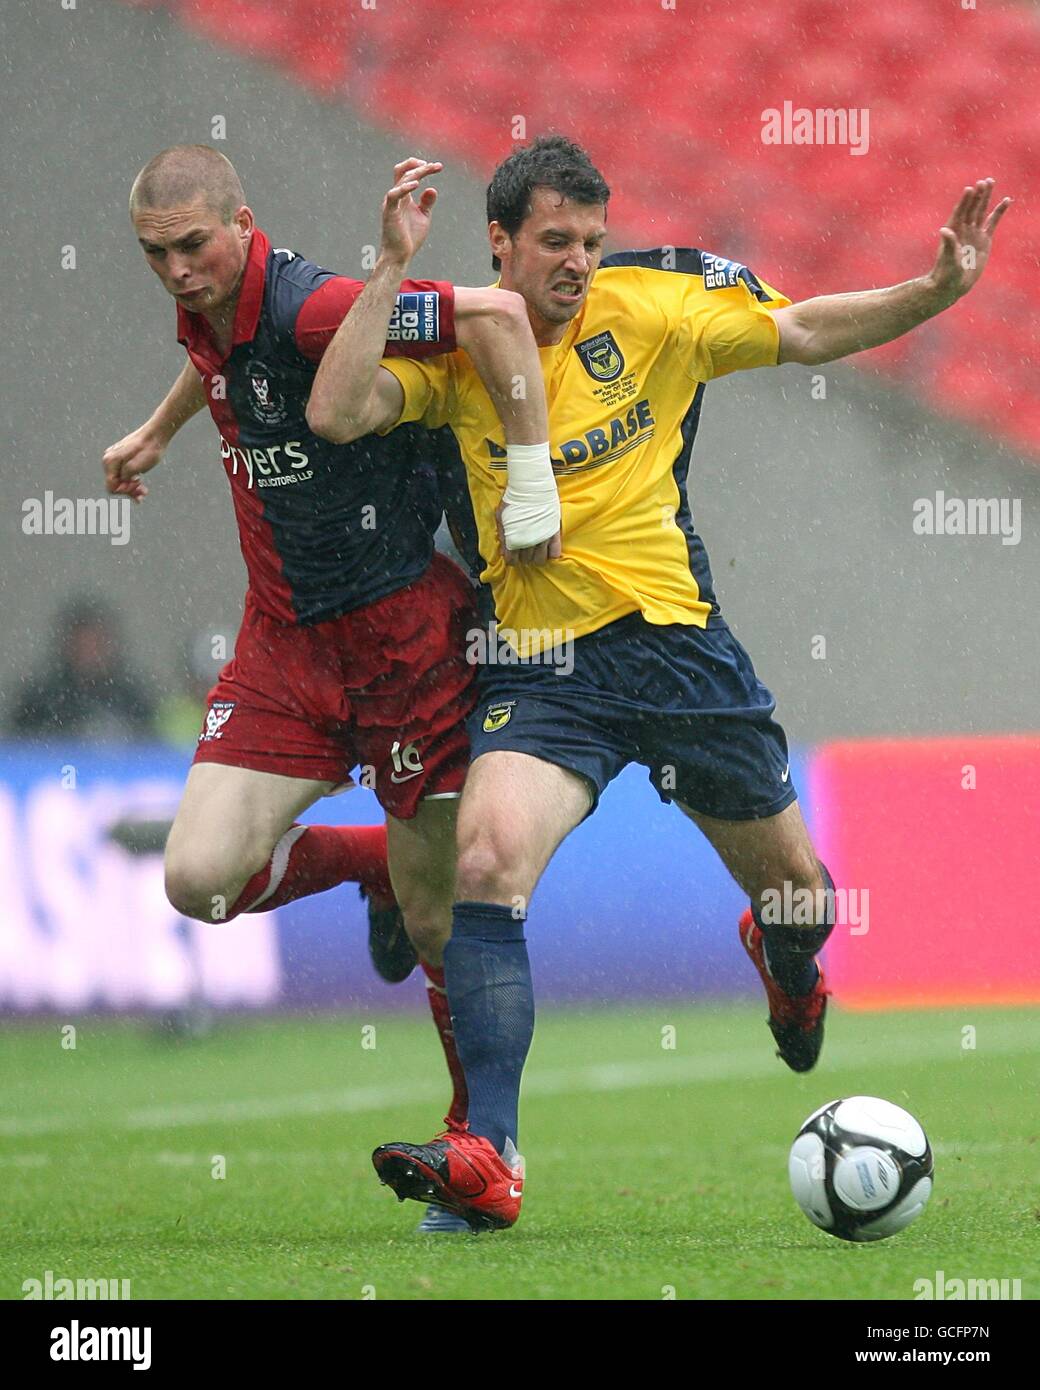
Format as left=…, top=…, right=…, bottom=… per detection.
left=0, top=1027, right=1035, bottom=1139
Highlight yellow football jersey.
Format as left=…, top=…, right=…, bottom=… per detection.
left=382, top=249, right=790, bottom=656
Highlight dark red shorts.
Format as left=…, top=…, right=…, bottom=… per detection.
left=192, top=552, right=477, bottom=819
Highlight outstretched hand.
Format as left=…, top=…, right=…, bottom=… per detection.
left=928, top=178, right=1012, bottom=302
left=381, top=156, right=442, bottom=265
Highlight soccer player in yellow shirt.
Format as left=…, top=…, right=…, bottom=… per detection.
left=312, top=137, right=1010, bottom=1231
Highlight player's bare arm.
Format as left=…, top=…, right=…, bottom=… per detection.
left=773, top=178, right=1012, bottom=366
left=102, top=356, right=207, bottom=502
left=306, top=157, right=532, bottom=440
left=307, top=157, right=562, bottom=564
left=303, top=156, right=441, bottom=443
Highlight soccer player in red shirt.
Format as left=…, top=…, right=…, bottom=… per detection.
left=103, top=150, right=560, bottom=1224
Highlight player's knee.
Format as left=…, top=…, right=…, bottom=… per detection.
left=390, top=865, right=454, bottom=958
left=455, top=829, right=516, bottom=902
left=165, top=882, right=213, bottom=923
left=165, top=830, right=272, bottom=921
left=754, top=855, right=829, bottom=925
left=164, top=853, right=246, bottom=923
left=401, top=906, right=451, bottom=962
left=165, top=865, right=229, bottom=922
left=794, top=856, right=827, bottom=899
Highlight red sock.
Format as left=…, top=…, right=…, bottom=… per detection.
left=231, top=824, right=393, bottom=916
left=422, top=961, right=469, bottom=1128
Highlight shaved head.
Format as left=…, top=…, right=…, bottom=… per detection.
left=130, top=144, right=244, bottom=222
left=130, top=146, right=253, bottom=321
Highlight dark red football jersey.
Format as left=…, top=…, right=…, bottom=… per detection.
left=177, top=227, right=459, bottom=624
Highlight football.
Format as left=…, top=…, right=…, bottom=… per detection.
left=789, top=1096, right=934, bottom=1242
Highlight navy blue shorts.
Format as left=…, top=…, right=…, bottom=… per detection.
left=466, top=612, right=796, bottom=821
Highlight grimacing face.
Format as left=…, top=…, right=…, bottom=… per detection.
left=133, top=200, right=253, bottom=315
left=491, top=188, right=607, bottom=334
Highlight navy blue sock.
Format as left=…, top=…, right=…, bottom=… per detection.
left=444, top=901, right=534, bottom=1154
left=753, top=863, right=837, bottom=996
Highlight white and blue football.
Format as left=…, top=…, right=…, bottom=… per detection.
left=789, top=1096, right=934, bottom=1242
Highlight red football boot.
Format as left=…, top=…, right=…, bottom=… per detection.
left=740, top=909, right=830, bottom=1073
left=372, top=1123, right=524, bottom=1232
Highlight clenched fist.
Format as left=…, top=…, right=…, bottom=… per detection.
left=102, top=423, right=167, bottom=503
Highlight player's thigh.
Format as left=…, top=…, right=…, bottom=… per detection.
left=165, top=762, right=334, bottom=896
left=678, top=799, right=822, bottom=904
left=385, top=796, right=458, bottom=952
left=455, top=750, right=592, bottom=905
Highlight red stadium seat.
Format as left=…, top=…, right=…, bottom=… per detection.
left=135, top=0, right=1040, bottom=459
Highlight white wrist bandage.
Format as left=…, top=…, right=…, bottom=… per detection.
left=501, top=442, right=560, bottom=550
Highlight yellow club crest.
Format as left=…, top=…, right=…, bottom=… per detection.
left=482, top=702, right=515, bottom=732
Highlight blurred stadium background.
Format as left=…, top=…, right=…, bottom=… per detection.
left=3, top=0, right=1038, bottom=1021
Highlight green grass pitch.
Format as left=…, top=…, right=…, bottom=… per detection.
left=1, top=1003, right=1037, bottom=1300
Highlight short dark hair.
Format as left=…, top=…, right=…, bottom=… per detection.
left=486, top=135, right=610, bottom=269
